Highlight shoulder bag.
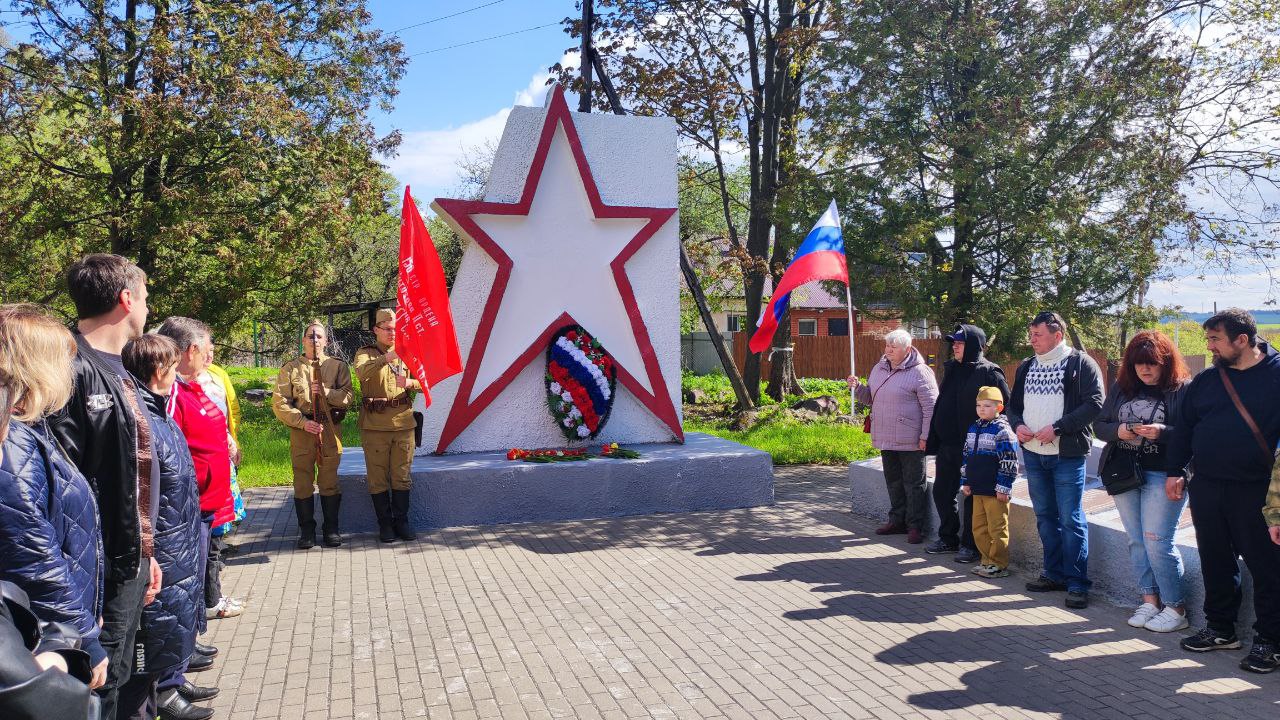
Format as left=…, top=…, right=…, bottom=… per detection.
left=862, top=364, right=903, bottom=433
left=1100, top=397, right=1162, bottom=496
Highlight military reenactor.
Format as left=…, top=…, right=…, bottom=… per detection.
left=354, top=308, right=419, bottom=543
left=272, top=321, right=353, bottom=549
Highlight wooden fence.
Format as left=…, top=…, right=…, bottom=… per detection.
left=731, top=332, right=1200, bottom=390
left=732, top=333, right=947, bottom=381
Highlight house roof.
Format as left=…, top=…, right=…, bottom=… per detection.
left=787, top=282, right=847, bottom=309
left=685, top=235, right=905, bottom=312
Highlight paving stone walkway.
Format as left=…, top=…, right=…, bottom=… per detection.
left=202, top=466, right=1278, bottom=719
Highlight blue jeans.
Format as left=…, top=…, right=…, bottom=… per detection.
left=1024, top=450, right=1091, bottom=592
left=1112, top=469, right=1188, bottom=607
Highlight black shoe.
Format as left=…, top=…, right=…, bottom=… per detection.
left=194, top=642, right=218, bottom=658
left=177, top=680, right=220, bottom=702
left=924, top=539, right=958, bottom=554
left=1180, top=627, right=1242, bottom=653
left=371, top=491, right=396, bottom=543
left=1065, top=591, right=1088, bottom=609
left=158, top=688, right=215, bottom=720
left=391, top=489, right=416, bottom=541
left=320, top=494, right=343, bottom=547
left=294, top=496, right=316, bottom=550
left=954, top=547, right=980, bottom=564
left=186, top=652, right=215, bottom=672
left=1025, top=575, right=1068, bottom=592
left=1240, top=639, right=1280, bottom=673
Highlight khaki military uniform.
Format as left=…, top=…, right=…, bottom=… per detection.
left=273, top=354, right=353, bottom=499
left=354, top=343, right=420, bottom=493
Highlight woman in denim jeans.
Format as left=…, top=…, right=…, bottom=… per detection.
left=1095, top=331, right=1191, bottom=632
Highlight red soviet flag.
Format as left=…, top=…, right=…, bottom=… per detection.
left=395, top=186, right=462, bottom=407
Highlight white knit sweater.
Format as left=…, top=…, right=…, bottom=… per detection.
left=1021, top=341, right=1070, bottom=455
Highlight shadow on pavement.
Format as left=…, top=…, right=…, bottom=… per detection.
left=740, top=548, right=1277, bottom=717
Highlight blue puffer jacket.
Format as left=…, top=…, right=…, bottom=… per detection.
left=0, top=420, right=105, bottom=667
left=137, top=388, right=203, bottom=676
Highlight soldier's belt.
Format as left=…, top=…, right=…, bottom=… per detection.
left=362, top=396, right=411, bottom=412
left=302, top=409, right=348, bottom=424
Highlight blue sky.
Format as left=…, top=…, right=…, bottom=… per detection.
left=366, top=1, right=572, bottom=137
left=366, top=1, right=576, bottom=204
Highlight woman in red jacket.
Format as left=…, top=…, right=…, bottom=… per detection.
left=156, top=317, right=240, bottom=621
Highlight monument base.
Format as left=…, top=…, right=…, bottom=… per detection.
left=334, top=432, right=773, bottom=531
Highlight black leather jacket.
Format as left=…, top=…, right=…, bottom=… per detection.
left=0, top=580, right=99, bottom=720
left=49, top=332, right=149, bottom=584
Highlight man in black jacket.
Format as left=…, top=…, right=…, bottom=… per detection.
left=1006, top=311, right=1104, bottom=610
left=1167, top=308, right=1280, bottom=674
left=926, top=325, right=1010, bottom=562
left=49, top=254, right=163, bottom=719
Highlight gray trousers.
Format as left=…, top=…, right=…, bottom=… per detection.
left=881, top=449, right=929, bottom=530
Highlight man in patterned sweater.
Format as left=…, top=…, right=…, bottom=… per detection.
left=960, top=386, right=1020, bottom=578
left=1006, top=311, right=1105, bottom=609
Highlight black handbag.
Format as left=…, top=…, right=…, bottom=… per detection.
left=1101, top=448, right=1144, bottom=496
left=1100, top=399, right=1161, bottom=496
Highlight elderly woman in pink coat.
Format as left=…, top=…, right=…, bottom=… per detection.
left=849, top=328, right=940, bottom=543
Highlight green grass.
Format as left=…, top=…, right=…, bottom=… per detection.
left=686, top=412, right=874, bottom=465
left=228, top=366, right=876, bottom=487
left=681, top=372, right=874, bottom=465
left=227, top=366, right=362, bottom=489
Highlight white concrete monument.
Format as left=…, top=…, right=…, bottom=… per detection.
left=423, top=86, right=683, bottom=454
left=337, top=87, right=772, bottom=531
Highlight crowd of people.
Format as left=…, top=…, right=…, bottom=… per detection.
left=0, top=253, right=424, bottom=720
left=852, top=309, right=1280, bottom=676
left=2, top=249, right=1278, bottom=720
left=0, top=255, right=249, bottom=720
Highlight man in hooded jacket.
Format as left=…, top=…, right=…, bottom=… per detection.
left=926, top=325, right=1011, bottom=562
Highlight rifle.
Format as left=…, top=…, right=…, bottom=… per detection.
left=310, top=356, right=331, bottom=465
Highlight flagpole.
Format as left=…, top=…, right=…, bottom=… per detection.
left=845, top=281, right=857, bottom=413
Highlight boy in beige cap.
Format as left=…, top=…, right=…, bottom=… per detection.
left=961, top=386, right=1020, bottom=578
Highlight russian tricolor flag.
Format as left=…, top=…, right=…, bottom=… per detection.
left=748, top=200, right=849, bottom=354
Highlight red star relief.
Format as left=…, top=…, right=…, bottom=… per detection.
left=431, top=87, right=682, bottom=453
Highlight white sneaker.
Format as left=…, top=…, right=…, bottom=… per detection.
left=1144, top=607, right=1189, bottom=633
left=206, top=599, right=243, bottom=620
left=1127, top=602, right=1160, bottom=628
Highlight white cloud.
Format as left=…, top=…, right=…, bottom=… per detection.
left=380, top=52, right=578, bottom=206
left=1147, top=268, right=1278, bottom=312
